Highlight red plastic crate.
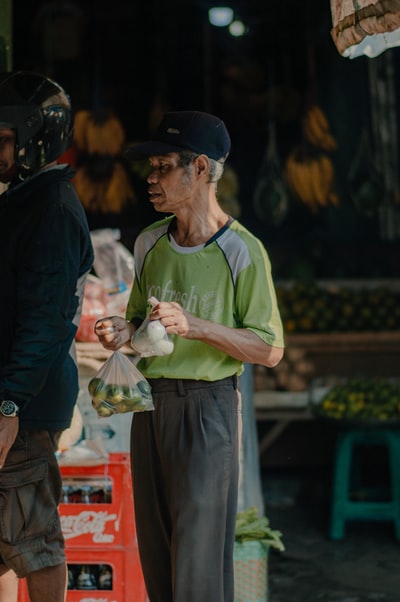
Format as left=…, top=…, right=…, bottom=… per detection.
left=18, top=549, right=147, bottom=602
left=59, top=453, right=136, bottom=549
left=17, top=453, right=147, bottom=602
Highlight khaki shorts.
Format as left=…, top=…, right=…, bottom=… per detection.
left=0, top=429, right=66, bottom=578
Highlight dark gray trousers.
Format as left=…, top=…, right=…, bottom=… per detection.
left=130, top=376, right=240, bottom=602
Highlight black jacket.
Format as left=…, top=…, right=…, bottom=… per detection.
left=0, top=165, right=94, bottom=430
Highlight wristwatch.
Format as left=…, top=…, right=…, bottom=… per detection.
left=0, top=400, right=19, bottom=417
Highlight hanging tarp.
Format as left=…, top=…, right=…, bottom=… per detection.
left=330, top=0, right=400, bottom=58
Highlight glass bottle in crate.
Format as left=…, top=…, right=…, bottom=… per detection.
left=104, top=482, right=112, bottom=503
left=89, top=486, right=106, bottom=503
left=76, top=564, right=97, bottom=590
left=98, top=564, right=112, bottom=590
left=68, top=487, right=83, bottom=503
left=62, top=484, right=71, bottom=504
left=81, top=484, right=92, bottom=503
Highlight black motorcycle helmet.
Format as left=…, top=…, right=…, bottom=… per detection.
left=0, top=70, right=73, bottom=176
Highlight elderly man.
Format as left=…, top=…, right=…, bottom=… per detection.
left=95, top=110, right=284, bottom=602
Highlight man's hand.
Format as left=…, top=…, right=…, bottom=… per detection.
left=94, top=316, right=135, bottom=350
left=149, top=301, right=195, bottom=338
left=0, top=416, right=18, bottom=469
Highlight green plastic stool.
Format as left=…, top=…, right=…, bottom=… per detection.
left=329, top=428, right=400, bottom=540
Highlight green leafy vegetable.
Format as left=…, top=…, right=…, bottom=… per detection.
left=235, top=507, right=285, bottom=551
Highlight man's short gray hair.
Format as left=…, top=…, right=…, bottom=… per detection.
left=178, top=150, right=225, bottom=183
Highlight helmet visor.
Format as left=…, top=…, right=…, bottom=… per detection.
left=0, top=105, right=43, bottom=147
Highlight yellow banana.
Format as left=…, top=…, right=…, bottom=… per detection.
left=285, top=148, right=340, bottom=212
left=303, top=106, right=337, bottom=151
left=285, top=151, right=317, bottom=211
left=303, top=110, right=322, bottom=147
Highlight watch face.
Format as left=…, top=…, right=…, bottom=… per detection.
left=1, top=400, right=18, bottom=416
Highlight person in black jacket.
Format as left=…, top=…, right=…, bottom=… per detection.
left=0, top=71, right=94, bottom=602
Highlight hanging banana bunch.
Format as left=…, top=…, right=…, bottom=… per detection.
left=74, top=110, right=125, bottom=156
left=285, top=103, right=339, bottom=212
left=74, top=160, right=134, bottom=213
left=72, top=110, right=136, bottom=214
left=284, top=146, right=339, bottom=213
left=302, top=105, right=337, bottom=152
left=284, top=41, right=340, bottom=213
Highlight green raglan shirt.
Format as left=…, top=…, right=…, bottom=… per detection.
left=126, top=215, right=284, bottom=381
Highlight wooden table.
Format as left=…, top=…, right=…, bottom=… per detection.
left=254, top=391, right=313, bottom=456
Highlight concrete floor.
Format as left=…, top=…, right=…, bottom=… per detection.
left=262, top=468, right=400, bottom=602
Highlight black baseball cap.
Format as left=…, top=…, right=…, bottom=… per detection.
left=126, top=110, right=231, bottom=161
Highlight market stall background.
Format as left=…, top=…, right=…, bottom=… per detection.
left=4, top=2, right=400, bottom=600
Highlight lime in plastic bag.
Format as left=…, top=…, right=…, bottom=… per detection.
left=88, top=350, right=154, bottom=417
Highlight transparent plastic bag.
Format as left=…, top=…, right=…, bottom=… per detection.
left=88, top=350, right=154, bottom=417
left=131, top=296, right=174, bottom=357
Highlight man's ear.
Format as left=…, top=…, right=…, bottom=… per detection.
left=196, top=154, right=209, bottom=175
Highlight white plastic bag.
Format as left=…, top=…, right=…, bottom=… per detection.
left=91, top=228, right=134, bottom=294
left=75, top=275, right=108, bottom=342
left=88, top=350, right=154, bottom=417
left=131, top=297, right=174, bottom=357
